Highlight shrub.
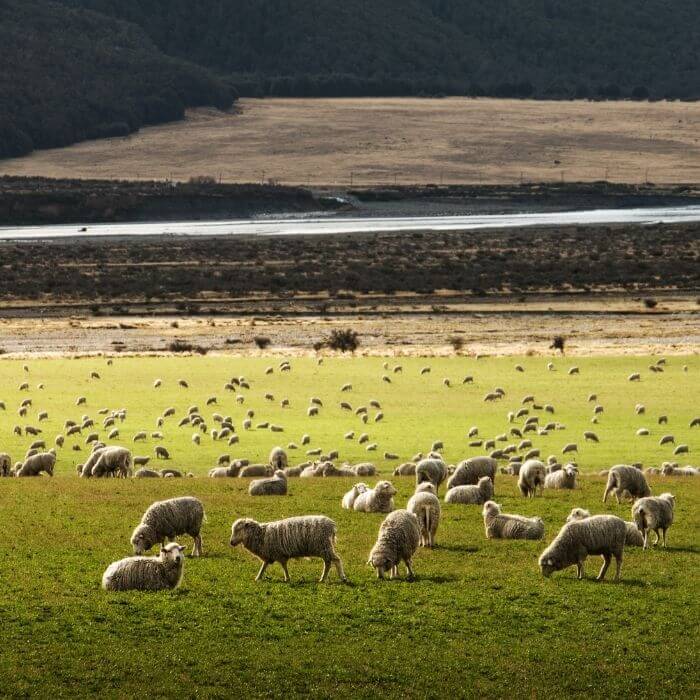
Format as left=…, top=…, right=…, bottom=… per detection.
left=327, top=329, right=359, bottom=353
left=550, top=335, right=566, bottom=353
left=643, top=298, right=658, bottom=309
left=253, top=336, right=271, bottom=349
left=448, top=336, right=464, bottom=353
left=167, top=340, right=208, bottom=354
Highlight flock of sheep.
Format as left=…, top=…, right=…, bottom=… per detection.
left=0, top=358, right=696, bottom=590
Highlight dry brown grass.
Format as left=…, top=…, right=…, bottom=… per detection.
left=2, top=98, right=699, bottom=185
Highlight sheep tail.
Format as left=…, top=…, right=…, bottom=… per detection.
left=424, top=506, right=431, bottom=537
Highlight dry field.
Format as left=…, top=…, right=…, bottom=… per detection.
left=2, top=98, right=700, bottom=185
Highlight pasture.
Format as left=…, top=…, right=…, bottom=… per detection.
left=0, top=355, right=698, bottom=697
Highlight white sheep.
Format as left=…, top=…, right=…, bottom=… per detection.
left=603, top=465, right=651, bottom=503
left=367, top=510, right=421, bottom=579
left=249, top=470, right=288, bottom=496
left=102, top=543, right=186, bottom=591
left=445, top=476, right=494, bottom=505
left=566, top=508, right=643, bottom=547
left=341, top=483, right=369, bottom=510
left=482, top=501, right=544, bottom=540
left=632, top=493, right=675, bottom=549
left=446, top=456, right=497, bottom=491
left=353, top=480, right=396, bottom=513
left=406, top=483, right=441, bottom=547
left=131, top=497, right=205, bottom=556
left=544, top=464, right=578, bottom=490
left=518, top=459, right=546, bottom=497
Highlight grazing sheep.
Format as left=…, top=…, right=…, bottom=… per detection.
left=659, top=435, right=675, bottom=446
left=566, top=508, right=643, bottom=547
left=155, top=446, right=170, bottom=460
left=544, top=464, right=578, bottom=490
left=539, top=515, right=626, bottom=581
left=16, top=452, right=56, bottom=477
left=583, top=431, right=599, bottom=443
left=0, top=453, right=12, bottom=477
left=602, top=465, right=651, bottom=504
left=131, top=496, right=205, bottom=557
left=568, top=367, right=579, bottom=375
left=632, top=494, right=675, bottom=549
left=393, top=462, right=416, bottom=476
left=562, top=443, right=578, bottom=454
left=269, top=446, right=288, bottom=470
left=134, top=468, right=161, bottom=478
left=637, top=428, right=649, bottom=436
left=133, top=456, right=150, bottom=467
left=368, top=510, right=421, bottom=579
left=92, top=446, right=133, bottom=478
left=342, top=482, right=369, bottom=510
left=445, top=476, right=494, bottom=505
left=102, top=542, right=186, bottom=592
left=628, top=373, right=641, bottom=382
left=250, top=470, right=288, bottom=496
left=353, top=480, right=396, bottom=513
left=518, top=459, right=546, bottom=498
left=482, top=501, right=544, bottom=540
left=407, top=484, right=441, bottom=548
left=690, top=417, right=700, bottom=428
left=673, top=444, right=689, bottom=455
left=160, top=469, right=182, bottom=478
left=415, top=458, right=448, bottom=492
left=230, top=515, right=347, bottom=583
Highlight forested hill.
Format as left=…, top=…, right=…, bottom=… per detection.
left=59, top=0, right=700, bottom=99
left=0, top=0, right=235, bottom=158
left=1, top=0, right=699, bottom=159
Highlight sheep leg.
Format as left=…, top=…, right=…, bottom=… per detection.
left=597, top=554, right=611, bottom=581
left=662, top=529, right=668, bottom=547
left=642, top=530, right=649, bottom=550
left=255, top=561, right=269, bottom=581
left=331, top=554, right=347, bottom=582
left=390, top=565, right=398, bottom=579
left=280, top=560, right=291, bottom=582
left=576, top=561, right=585, bottom=580
left=602, top=484, right=613, bottom=503
left=652, top=530, right=660, bottom=546
left=192, top=534, right=202, bottom=557
left=405, top=559, right=415, bottom=581
left=613, top=553, right=623, bottom=582
left=319, top=559, right=331, bottom=583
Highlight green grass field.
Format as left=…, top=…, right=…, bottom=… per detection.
left=0, top=355, right=698, bottom=698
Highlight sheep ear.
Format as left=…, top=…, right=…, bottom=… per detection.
left=177, top=545, right=186, bottom=552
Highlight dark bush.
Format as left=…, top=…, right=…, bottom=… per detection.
left=550, top=336, right=566, bottom=353
left=253, top=336, right=271, bottom=349
left=643, top=298, right=658, bottom=309
left=327, top=329, right=359, bottom=353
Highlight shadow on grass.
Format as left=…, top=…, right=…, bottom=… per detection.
left=435, top=544, right=479, bottom=554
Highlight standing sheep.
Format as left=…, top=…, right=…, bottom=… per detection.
left=632, top=493, right=675, bottom=549
left=269, top=446, right=288, bottom=469
left=230, top=515, right=347, bottom=583
left=446, top=456, right=497, bottom=492
left=249, top=470, right=288, bottom=496
left=566, top=508, right=643, bottom=547
left=518, top=459, right=546, bottom=498
left=102, top=542, right=186, bottom=592
left=602, top=465, right=651, bottom=504
left=15, top=452, right=56, bottom=477
left=368, top=510, right=421, bottom=579
left=91, top=446, right=132, bottom=478
left=482, top=501, right=544, bottom=540
left=0, top=453, right=11, bottom=477
left=539, top=515, right=626, bottom=581
left=406, top=484, right=441, bottom=547
left=445, top=476, right=494, bottom=505
left=415, top=458, right=448, bottom=493
left=353, top=481, right=397, bottom=513
left=131, top=497, right=205, bottom=557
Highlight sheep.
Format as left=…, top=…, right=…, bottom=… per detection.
left=662, top=464, right=698, bottom=476
left=483, top=501, right=544, bottom=540
left=250, top=470, right=288, bottom=496
left=342, top=483, right=369, bottom=510
left=690, top=417, right=700, bottom=428
left=402, top=482, right=439, bottom=540
left=321, top=463, right=356, bottom=477
left=415, top=458, right=448, bottom=493
left=539, top=515, right=626, bottom=581
left=393, top=462, right=416, bottom=476
left=230, top=515, right=347, bottom=582
left=603, top=465, right=651, bottom=504
left=0, top=453, right=12, bottom=477
left=632, top=494, right=675, bottom=549
left=368, top=510, right=421, bottom=579
left=239, top=464, right=273, bottom=478
left=269, top=446, right=288, bottom=470
left=628, top=372, right=641, bottom=382
left=155, top=446, right=170, bottom=460
left=92, top=446, right=133, bottom=478
left=353, top=462, right=376, bottom=477
left=673, top=444, right=689, bottom=455
left=209, top=463, right=239, bottom=478
left=102, top=542, right=186, bottom=592
left=583, top=431, right=599, bottom=443
left=637, top=428, right=649, bottom=436
left=130, top=496, right=204, bottom=558
left=568, top=366, right=579, bottom=375
left=341, top=383, right=352, bottom=392
left=160, top=468, right=182, bottom=478
left=445, top=476, right=494, bottom=505
left=518, top=459, right=546, bottom=498
left=16, top=452, right=56, bottom=477
left=134, top=468, right=162, bottom=478
left=544, top=464, right=578, bottom=490
left=566, top=508, right=643, bottom=547
left=562, top=443, right=578, bottom=454
left=353, top=480, right=396, bottom=513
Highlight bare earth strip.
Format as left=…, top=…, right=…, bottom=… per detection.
left=2, top=98, right=699, bottom=185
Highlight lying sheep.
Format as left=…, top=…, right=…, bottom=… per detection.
left=322, top=463, right=355, bottom=477
left=16, top=451, right=56, bottom=477
left=353, top=480, right=396, bottom=513
left=566, top=508, right=643, bottom=547
left=102, top=542, right=186, bottom=592
left=230, top=515, right=347, bottom=583
left=539, top=515, right=626, bottom=581
left=603, top=465, right=651, bottom=504
left=249, top=470, right=288, bottom=496
left=544, top=464, right=578, bottom=490
left=209, top=464, right=240, bottom=478
left=445, top=476, right=494, bottom=505
left=134, top=468, right=162, bottom=478
left=406, top=483, right=441, bottom=547
left=518, top=459, right=546, bottom=498
left=393, top=462, right=416, bottom=476
left=367, top=510, right=421, bottom=579
left=415, top=458, right=448, bottom=493
left=446, top=456, right=497, bottom=492
left=342, top=483, right=369, bottom=510
left=353, top=462, right=376, bottom=477
left=632, top=493, right=675, bottom=549
left=131, top=496, right=205, bottom=557
left=240, top=464, right=274, bottom=478
left=482, top=501, right=544, bottom=540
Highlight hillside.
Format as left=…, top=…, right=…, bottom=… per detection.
left=62, top=0, right=700, bottom=99
left=0, top=0, right=235, bottom=158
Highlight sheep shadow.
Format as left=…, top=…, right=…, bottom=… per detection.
left=436, top=544, right=479, bottom=554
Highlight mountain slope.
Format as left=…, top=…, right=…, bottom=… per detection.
left=0, top=0, right=235, bottom=158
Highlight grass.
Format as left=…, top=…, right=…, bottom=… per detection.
left=0, top=354, right=698, bottom=698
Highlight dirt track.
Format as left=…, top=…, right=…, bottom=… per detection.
left=2, top=98, right=699, bottom=185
